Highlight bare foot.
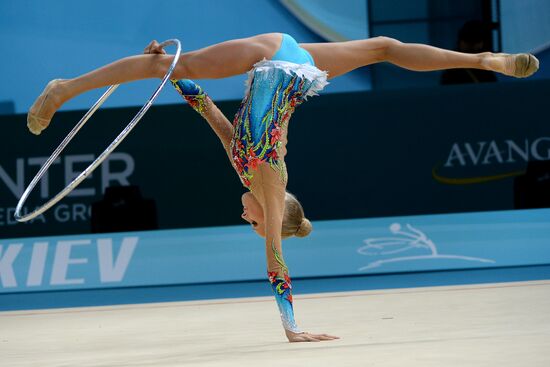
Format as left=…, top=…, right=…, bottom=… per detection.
left=483, top=53, right=539, bottom=78
left=27, top=79, right=68, bottom=135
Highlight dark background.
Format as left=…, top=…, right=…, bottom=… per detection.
left=1, top=79, right=549, bottom=239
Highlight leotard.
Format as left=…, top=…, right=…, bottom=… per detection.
left=230, top=34, right=327, bottom=188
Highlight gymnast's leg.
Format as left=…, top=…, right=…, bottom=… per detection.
left=27, top=33, right=283, bottom=134
left=300, top=36, right=538, bottom=79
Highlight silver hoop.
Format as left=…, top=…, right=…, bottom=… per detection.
left=15, top=39, right=182, bottom=222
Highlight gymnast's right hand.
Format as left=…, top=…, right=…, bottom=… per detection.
left=143, top=40, right=167, bottom=55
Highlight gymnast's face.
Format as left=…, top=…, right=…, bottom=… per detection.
left=241, top=192, right=265, bottom=237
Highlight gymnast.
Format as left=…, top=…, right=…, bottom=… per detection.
left=27, top=33, right=538, bottom=342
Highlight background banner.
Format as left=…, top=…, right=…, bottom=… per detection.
left=1, top=208, right=549, bottom=294
left=0, top=79, right=549, bottom=239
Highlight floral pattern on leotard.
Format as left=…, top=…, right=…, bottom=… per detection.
left=171, top=79, right=209, bottom=116
left=230, top=60, right=328, bottom=189
left=268, top=240, right=300, bottom=332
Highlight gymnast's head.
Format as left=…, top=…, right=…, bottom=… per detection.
left=241, top=192, right=312, bottom=239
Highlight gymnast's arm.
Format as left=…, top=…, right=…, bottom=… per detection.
left=144, top=43, right=233, bottom=152
left=171, top=79, right=233, bottom=154
left=250, top=166, right=339, bottom=342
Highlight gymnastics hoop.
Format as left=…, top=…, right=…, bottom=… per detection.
left=14, top=39, right=182, bottom=222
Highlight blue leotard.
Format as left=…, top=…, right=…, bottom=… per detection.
left=271, top=33, right=315, bottom=65
left=230, top=34, right=327, bottom=188
left=171, top=34, right=327, bottom=190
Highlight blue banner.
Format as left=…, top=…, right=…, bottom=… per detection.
left=1, top=209, right=549, bottom=293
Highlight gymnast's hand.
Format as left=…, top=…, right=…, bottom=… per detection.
left=285, top=329, right=340, bottom=343
left=143, top=40, right=167, bottom=55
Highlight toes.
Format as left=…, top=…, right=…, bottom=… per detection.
left=513, top=54, right=539, bottom=78
left=527, top=54, right=540, bottom=76
left=27, top=114, right=50, bottom=135
left=27, top=119, right=43, bottom=135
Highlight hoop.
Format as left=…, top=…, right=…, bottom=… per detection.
left=14, top=39, right=182, bottom=222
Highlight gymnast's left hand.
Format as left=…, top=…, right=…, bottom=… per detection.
left=285, top=329, right=340, bottom=342
left=143, top=40, right=166, bottom=55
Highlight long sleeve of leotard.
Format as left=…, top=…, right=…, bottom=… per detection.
left=171, top=79, right=234, bottom=154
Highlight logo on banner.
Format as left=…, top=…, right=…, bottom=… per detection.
left=357, top=223, right=494, bottom=270
left=433, top=137, right=550, bottom=184
left=0, top=152, right=135, bottom=226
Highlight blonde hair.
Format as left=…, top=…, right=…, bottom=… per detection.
left=282, top=192, right=313, bottom=239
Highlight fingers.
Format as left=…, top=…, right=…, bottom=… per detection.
left=313, top=333, right=340, bottom=341
left=304, top=334, right=322, bottom=342
left=289, top=332, right=340, bottom=342
left=143, top=40, right=154, bottom=54
left=143, top=40, right=166, bottom=55
left=293, top=334, right=320, bottom=342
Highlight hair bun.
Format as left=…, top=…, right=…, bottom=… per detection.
left=295, top=218, right=313, bottom=237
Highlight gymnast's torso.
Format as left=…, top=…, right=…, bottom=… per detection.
left=230, top=34, right=328, bottom=189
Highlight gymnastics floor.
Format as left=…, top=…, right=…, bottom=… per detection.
left=2, top=280, right=549, bottom=367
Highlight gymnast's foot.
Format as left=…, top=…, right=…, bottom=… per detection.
left=27, top=79, right=67, bottom=135
left=484, top=53, right=539, bottom=78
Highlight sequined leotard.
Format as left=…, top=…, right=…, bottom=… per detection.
left=230, top=34, right=328, bottom=189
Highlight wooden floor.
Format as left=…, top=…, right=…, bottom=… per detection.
left=1, top=280, right=550, bottom=367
